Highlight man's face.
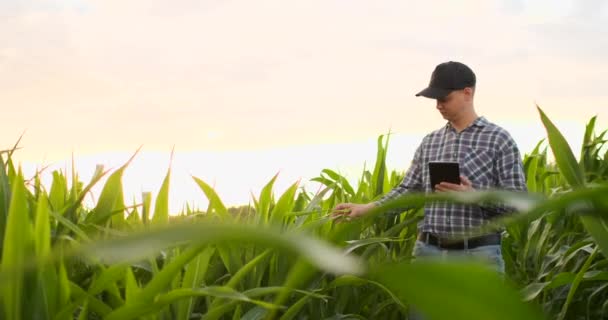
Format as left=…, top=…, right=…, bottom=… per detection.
left=435, top=88, right=472, bottom=121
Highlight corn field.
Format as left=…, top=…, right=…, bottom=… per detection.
left=1, top=106, right=607, bottom=320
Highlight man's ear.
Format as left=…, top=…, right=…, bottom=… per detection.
left=463, top=87, right=475, bottom=100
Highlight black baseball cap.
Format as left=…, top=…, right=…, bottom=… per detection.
left=415, top=61, right=476, bottom=100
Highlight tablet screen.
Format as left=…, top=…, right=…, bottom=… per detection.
left=428, top=162, right=460, bottom=190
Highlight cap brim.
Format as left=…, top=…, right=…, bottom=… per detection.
left=415, top=87, right=452, bottom=99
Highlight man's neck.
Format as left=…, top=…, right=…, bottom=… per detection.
left=450, top=111, right=479, bottom=133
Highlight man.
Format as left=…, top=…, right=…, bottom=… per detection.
left=333, top=61, right=527, bottom=272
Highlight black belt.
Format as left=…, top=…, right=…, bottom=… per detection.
left=418, top=232, right=501, bottom=250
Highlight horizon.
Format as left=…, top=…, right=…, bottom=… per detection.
left=16, top=114, right=598, bottom=213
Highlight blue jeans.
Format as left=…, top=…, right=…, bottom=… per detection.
left=408, top=240, right=505, bottom=320
left=412, top=240, right=505, bottom=273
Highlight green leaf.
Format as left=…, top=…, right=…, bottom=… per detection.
left=372, top=134, right=389, bottom=197
left=124, top=267, right=140, bottom=304
left=137, top=244, right=208, bottom=303
left=88, top=264, right=128, bottom=296
left=207, top=249, right=272, bottom=317
left=142, top=192, right=152, bottom=225
left=207, top=286, right=327, bottom=320
left=76, top=301, right=89, bottom=320
left=32, top=193, right=57, bottom=318
left=34, top=193, right=51, bottom=259
left=258, top=173, right=279, bottom=223
left=176, top=247, right=216, bottom=320
left=270, top=181, right=299, bottom=224
left=580, top=115, right=597, bottom=172
left=85, top=150, right=139, bottom=227
left=226, top=249, right=271, bottom=290
left=106, top=286, right=280, bottom=320
left=57, top=258, right=71, bottom=308
left=526, top=155, right=540, bottom=192
left=35, top=265, right=59, bottom=318
left=192, top=176, right=228, bottom=218
left=279, top=294, right=310, bottom=320
left=0, top=154, right=10, bottom=258
left=241, top=306, right=267, bottom=320
left=79, top=221, right=363, bottom=276
left=55, top=281, right=112, bottom=319
left=558, top=246, right=600, bottom=320
left=49, top=171, right=67, bottom=213
left=152, top=166, right=171, bottom=225
left=48, top=209, right=91, bottom=242
left=61, top=164, right=107, bottom=227
left=521, top=272, right=577, bottom=302
left=85, top=167, right=127, bottom=226
left=343, top=237, right=403, bottom=255
left=69, top=281, right=112, bottom=316
left=217, top=244, right=240, bottom=276
left=521, top=282, right=550, bottom=302
left=322, top=169, right=355, bottom=197
left=579, top=217, right=608, bottom=258
left=328, top=275, right=406, bottom=310
left=537, top=106, right=608, bottom=257
left=1, top=170, right=31, bottom=320
left=266, top=259, right=317, bottom=320
left=372, top=261, right=545, bottom=320
left=536, top=105, right=585, bottom=188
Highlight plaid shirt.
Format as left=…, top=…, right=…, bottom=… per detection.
left=375, top=117, right=527, bottom=237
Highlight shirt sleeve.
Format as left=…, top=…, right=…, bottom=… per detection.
left=373, top=138, right=426, bottom=208
left=481, top=135, right=528, bottom=218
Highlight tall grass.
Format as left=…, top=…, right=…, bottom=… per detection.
left=0, top=107, right=606, bottom=319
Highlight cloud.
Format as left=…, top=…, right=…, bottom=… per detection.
left=0, top=0, right=90, bottom=16
left=500, top=0, right=525, bottom=15
left=571, top=0, right=608, bottom=19
left=529, top=20, right=608, bottom=60
left=1, top=0, right=606, bottom=162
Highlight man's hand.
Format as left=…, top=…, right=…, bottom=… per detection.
left=435, top=175, right=475, bottom=192
left=331, top=202, right=376, bottom=222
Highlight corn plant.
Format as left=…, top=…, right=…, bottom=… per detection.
left=0, top=107, right=606, bottom=320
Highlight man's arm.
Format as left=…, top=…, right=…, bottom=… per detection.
left=332, top=139, right=426, bottom=220
left=481, top=137, right=528, bottom=218
left=373, top=140, right=425, bottom=208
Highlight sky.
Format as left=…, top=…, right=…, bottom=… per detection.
left=1, top=0, right=607, bottom=213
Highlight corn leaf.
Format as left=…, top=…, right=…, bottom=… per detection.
left=372, top=261, right=544, bottom=320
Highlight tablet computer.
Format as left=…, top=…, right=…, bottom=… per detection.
left=428, top=161, right=460, bottom=190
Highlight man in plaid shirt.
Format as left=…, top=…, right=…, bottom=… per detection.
left=333, top=61, right=527, bottom=273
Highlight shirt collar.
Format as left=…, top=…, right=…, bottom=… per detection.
left=473, top=116, right=488, bottom=127
left=445, top=116, right=488, bottom=131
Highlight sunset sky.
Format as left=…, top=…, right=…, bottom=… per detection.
left=2, top=0, right=607, bottom=212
